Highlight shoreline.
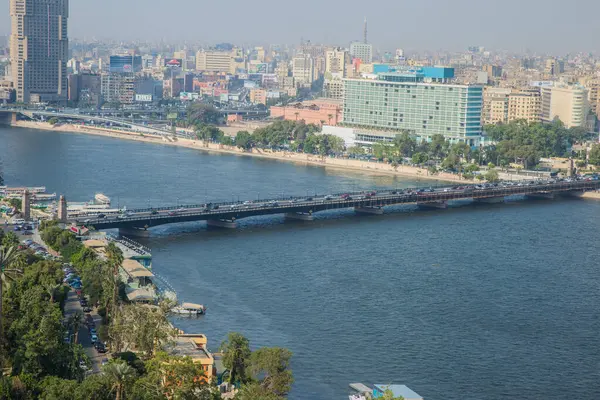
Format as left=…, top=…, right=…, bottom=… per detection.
left=10, top=120, right=466, bottom=183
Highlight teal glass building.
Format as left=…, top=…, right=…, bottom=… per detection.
left=342, top=67, right=483, bottom=145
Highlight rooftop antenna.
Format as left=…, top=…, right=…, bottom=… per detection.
left=363, top=17, right=368, bottom=44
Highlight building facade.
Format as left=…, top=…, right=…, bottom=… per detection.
left=482, top=87, right=511, bottom=124
left=101, top=72, right=135, bottom=104
left=195, top=50, right=234, bottom=74
left=541, top=84, right=589, bottom=128
left=325, top=48, right=350, bottom=77
left=9, top=0, right=69, bottom=103
left=270, top=99, right=342, bottom=126
left=349, top=42, right=373, bottom=63
left=109, top=55, right=142, bottom=73
left=342, top=68, right=484, bottom=144
left=507, top=87, right=541, bottom=123
left=292, top=55, right=315, bottom=88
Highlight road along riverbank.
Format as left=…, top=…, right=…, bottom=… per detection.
left=12, top=120, right=466, bottom=183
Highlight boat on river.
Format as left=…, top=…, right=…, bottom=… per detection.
left=95, top=193, right=111, bottom=205
left=171, top=302, right=206, bottom=315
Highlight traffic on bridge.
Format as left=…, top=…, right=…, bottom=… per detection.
left=73, top=176, right=600, bottom=235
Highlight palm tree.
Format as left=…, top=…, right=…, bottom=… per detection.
left=294, top=112, right=299, bottom=121
left=44, top=282, right=60, bottom=303
left=106, top=243, right=124, bottom=318
left=0, top=245, right=22, bottom=337
left=103, top=360, right=136, bottom=400
left=327, top=114, right=333, bottom=125
left=69, top=311, right=84, bottom=344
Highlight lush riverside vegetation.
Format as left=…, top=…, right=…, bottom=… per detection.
left=0, top=224, right=294, bottom=399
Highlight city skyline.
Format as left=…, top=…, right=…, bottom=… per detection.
left=1, top=0, right=600, bottom=53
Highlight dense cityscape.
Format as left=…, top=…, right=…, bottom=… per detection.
left=0, top=0, right=600, bottom=400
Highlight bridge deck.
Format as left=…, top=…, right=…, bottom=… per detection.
left=78, top=180, right=599, bottom=230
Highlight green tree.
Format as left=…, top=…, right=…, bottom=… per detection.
left=235, top=131, right=254, bottom=151
left=7, top=198, right=21, bottom=211
left=103, top=360, right=137, bottom=400
left=248, top=347, right=293, bottom=398
left=2, top=232, right=20, bottom=248
left=411, top=152, right=428, bottom=165
left=0, top=245, right=22, bottom=339
left=589, top=144, right=600, bottom=166
left=347, top=146, right=365, bottom=157
left=106, top=243, right=123, bottom=326
left=38, top=376, right=80, bottom=400
left=393, top=132, right=417, bottom=157
left=48, top=117, right=59, bottom=125
left=236, top=382, right=281, bottom=400
left=220, top=332, right=251, bottom=385
left=485, top=169, right=500, bottom=183
left=186, top=103, right=220, bottom=125
left=221, top=135, right=235, bottom=146
left=382, top=388, right=405, bottom=400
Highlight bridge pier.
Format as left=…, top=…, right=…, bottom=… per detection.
left=561, top=190, right=584, bottom=198
left=354, top=206, right=384, bottom=215
left=527, top=192, right=555, bottom=200
left=475, top=197, right=505, bottom=204
left=207, top=219, right=238, bottom=229
left=119, top=227, right=151, bottom=238
left=285, top=212, right=314, bottom=221
left=417, top=201, right=448, bottom=209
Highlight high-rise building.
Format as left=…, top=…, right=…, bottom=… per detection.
left=545, top=58, right=565, bottom=76
left=195, top=50, right=234, bottom=74
left=342, top=67, right=484, bottom=144
left=349, top=42, right=373, bottom=63
left=292, top=55, right=315, bottom=88
left=109, top=55, right=142, bottom=73
left=483, top=65, right=503, bottom=78
left=10, top=0, right=69, bottom=103
left=541, top=84, right=589, bottom=128
left=325, top=48, right=350, bottom=77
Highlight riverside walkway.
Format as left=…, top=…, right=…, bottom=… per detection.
left=73, top=179, right=600, bottom=235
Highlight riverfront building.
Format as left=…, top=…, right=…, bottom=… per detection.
left=342, top=67, right=484, bottom=144
left=540, top=83, right=589, bottom=129
left=9, top=0, right=69, bottom=103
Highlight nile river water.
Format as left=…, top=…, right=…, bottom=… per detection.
left=1, top=126, right=599, bottom=400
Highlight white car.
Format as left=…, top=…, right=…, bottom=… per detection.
left=13, top=218, right=25, bottom=225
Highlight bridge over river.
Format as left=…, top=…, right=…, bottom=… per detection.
left=73, top=179, right=600, bottom=236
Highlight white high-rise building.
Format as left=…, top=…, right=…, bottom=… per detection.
left=540, top=84, right=589, bottom=129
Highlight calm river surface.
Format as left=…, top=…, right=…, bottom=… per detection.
left=1, top=126, right=599, bottom=400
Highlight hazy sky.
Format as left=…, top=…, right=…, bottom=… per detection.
left=1, top=0, right=599, bottom=53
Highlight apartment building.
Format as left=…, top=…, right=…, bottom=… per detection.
left=508, top=87, right=541, bottom=123
left=9, top=0, right=69, bottom=103
left=292, top=55, right=315, bottom=88
left=482, top=87, right=511, bottom=125
left=325, top=48, right=350, bottom=77
left=342, top=67, right=483, bottom=144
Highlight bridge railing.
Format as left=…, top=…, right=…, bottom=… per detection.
left=83, top=179, right=600, bottom=227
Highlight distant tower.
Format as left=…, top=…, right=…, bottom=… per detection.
left=363, top=17, right=368, bottom=44
left=22, top=190, right=31, bottom=221
left=58, top=195, right=68, bottom=223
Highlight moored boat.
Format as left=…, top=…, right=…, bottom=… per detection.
left=171, top=302, right=206, bottom=315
